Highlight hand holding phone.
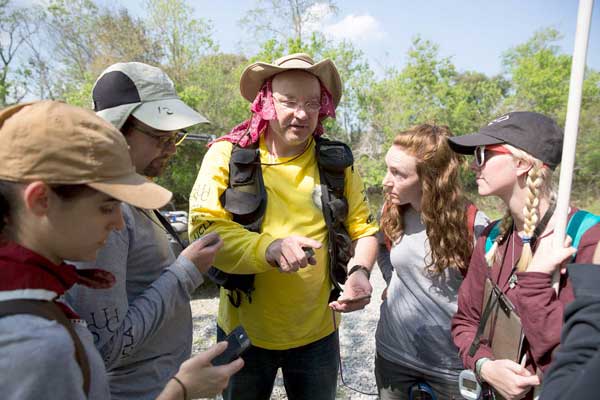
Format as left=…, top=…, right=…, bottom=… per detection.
left=302, top=246, right=315, bottom=258
left=212, top=325, right=251, bottom=366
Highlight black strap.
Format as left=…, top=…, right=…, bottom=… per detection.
left=469, top=283, right=501, bottom=357
left=530, top=201, right=556, bottom=248
left=153, top=210, right=187, bottom=250
left=0, top=300, right=91, bottom=396
left=469, top=229, right=513, bottom=358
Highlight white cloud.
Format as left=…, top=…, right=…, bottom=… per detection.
left=324, top=14, right=385, bottom=41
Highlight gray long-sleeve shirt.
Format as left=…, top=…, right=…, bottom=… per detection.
left=376, top=207, right=488, bottom=380
left=65, top=204, right=203, bottom=400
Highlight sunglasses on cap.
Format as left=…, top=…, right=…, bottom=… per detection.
left=474, top=145, right=512, bottom=167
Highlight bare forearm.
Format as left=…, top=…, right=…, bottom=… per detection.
left=349, top=235, right=377, bottom=271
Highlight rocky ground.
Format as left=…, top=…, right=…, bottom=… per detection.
left=190, top=265, right=387, bottom=400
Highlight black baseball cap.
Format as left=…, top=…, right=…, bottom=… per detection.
left=448, top=111, right=563, bottom=169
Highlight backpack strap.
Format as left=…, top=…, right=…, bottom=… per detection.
left=208, top=141, right=265, bottom=306
left=485, top=221, right=502, bottom=254
left=153, top=210, right=188, bottom=250
left=466, top=203, right=478, bottom=242
left=483, top=209, right=599, bottom=258
left=566, top=210, right=600, bottom=257
left=0, top=299, right=91, bottom=396
left=220, top=141, right=266, bottom=231
left=315, top=136, right=355, bottom=300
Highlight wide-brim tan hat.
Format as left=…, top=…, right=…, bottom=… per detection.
left=0, top=101, right=172, bottom=210
left=240, top=53, right=342, bottom=107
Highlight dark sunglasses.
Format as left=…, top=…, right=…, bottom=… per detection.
left=474, top=145, right=512, bottom=167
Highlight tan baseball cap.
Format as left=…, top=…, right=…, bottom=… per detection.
left=0, top=101, right=172, bottom=209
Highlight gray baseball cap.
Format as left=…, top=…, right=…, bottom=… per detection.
left=92, top=62, right=209, bottom=131
left=448, top=111, right=563, bottom=169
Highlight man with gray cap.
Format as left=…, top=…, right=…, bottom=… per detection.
left=66, top=62, right=242, bottom=400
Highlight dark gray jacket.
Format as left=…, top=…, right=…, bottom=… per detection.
left=541, top=263, right=600, bottom=400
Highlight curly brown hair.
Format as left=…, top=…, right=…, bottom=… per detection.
left=380, top=124, right=473, bottom=273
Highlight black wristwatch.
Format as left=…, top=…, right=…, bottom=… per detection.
left=348, top=264, right=370, bottom=279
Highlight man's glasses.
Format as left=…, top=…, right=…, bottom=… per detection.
left=474, top=145, right=512, bottom=167
left=273, top=96, right=321, bottom=113
left=129, top=121, right=188, bottom=147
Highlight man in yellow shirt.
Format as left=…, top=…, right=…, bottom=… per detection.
left=188, top=53, right=378, bottom=400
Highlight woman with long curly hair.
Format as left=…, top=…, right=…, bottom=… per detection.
left=376, top=124, right=489, bottom=399
left=449, top=112, right=600, bottom=400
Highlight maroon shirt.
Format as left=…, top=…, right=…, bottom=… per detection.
left=452, top=208, right=600, bottom=373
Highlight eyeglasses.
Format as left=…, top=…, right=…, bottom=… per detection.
left=273, top=96, right=321, bottom=113
left=129, top=121, right=188, bottom=147
left=474, top=145, right=512, bottom=167
left=151, top=130, right=188, bottom=147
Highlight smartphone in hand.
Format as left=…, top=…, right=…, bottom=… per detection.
left=302, top=246, right=315, bottom=258
left=212, top=325, right=251, bottom=366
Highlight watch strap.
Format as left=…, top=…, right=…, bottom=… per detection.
left=348, top=264, right=370, bottom=279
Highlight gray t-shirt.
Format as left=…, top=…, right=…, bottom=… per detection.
left=65, top=204, right=203, bottom=400
left=376, top=206, right=488, bottom=379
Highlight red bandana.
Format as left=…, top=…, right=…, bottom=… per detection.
left=211, top=79, right=337, bottom=148
left=0, top=242, right=115, bottom=317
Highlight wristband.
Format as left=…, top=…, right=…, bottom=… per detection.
left=171, top=376, right=189, bottom=400
left=348, top=264, right=370, bottom=279
left=475, top=357, right=491, bottom=383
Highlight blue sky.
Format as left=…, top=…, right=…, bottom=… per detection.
left=119, top=0, right=600, bottom=77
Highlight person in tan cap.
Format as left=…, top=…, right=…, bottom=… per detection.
left=0, top=101, right=242, bottom=400
left=189, top=53, right=379, bottom=399
left=64, top=62, right=243, bottom=400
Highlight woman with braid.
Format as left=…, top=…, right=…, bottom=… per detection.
left=376, top=124, right=489, bottom=399
left=449, top=112, right=600, bottom=400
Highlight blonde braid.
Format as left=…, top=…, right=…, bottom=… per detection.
left=517, top=164, right=545, bottom=272
left=485, top=211, right=513, bottom=267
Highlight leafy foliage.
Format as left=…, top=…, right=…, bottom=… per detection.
left=1, top=2, right=599, bottom=207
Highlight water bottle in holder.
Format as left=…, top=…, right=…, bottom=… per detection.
left=408, top=382, right=437, bottom=400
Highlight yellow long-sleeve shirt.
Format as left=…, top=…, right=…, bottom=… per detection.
left=188, top=136, right=378, bottom=349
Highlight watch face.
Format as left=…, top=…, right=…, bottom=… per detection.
left=463, top=379, right=478, bottom=391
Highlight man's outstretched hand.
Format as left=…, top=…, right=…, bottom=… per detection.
left=329, top=270, right=372, bottom=312
left=265, top=236, right=322, bottom=273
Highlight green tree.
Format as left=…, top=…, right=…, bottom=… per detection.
left=144, top=0, right=216, bottom=86
left=240, top=0, right=337, bottom=43
left=43, top=0, right=165, bottom=104
left=367, top=37, right=457, bottom=143
left=157, top=53, right=250, bottom=206
left=0, top=0, right=41, bottom=106
left=502, top=27, right=600, bottom=193
left=362, top=37, right=507, bottom=188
